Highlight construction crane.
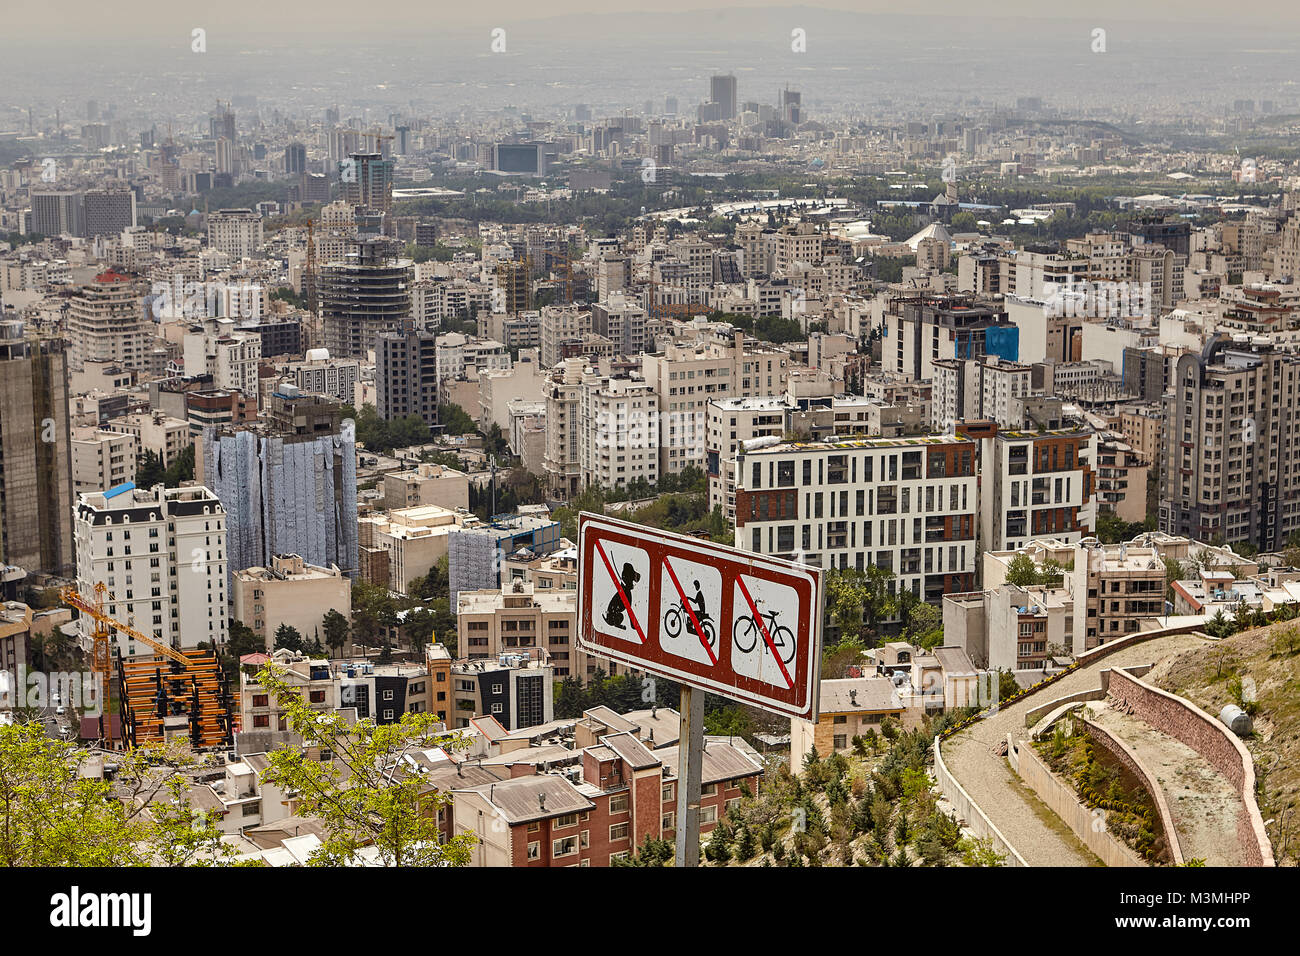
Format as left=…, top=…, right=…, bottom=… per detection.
left=61, top=584, right=194, bottom=745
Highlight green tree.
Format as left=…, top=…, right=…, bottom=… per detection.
left=274, top=623, right=304, bottom=653
left=0, top=723, right=236, bottom=866
left=163, top=444, right=196, bottom=485
left=254, top=664, right=475, bottom=866
left=1005, top=554, right=1042, bottom=588
left=322, top=609, right=351, bottom=657
left=136, top=449, right=165, bottom=488
left=438, top=403, right=477, bottom=436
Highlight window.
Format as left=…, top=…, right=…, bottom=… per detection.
left=253, top=715, right=269, bottom=728
left=609, top=793, right=629, bottom=814
left=527, top=841, right=540, bottom=860
left=701, top=783, right=717, bottom=797
left=699, top=805, right=718, bottom=825
left=610, top=851, right=630, bottom=864
left=491, top=703, right=503, bottom=714
left=383, top=689, right=394, bottom=701
left=252, top=694, right=268, bottom=707
left=382, top=709, right=394, bottom=720
left=662, top=811, right=675, bottom=830
left=609, top=823, right=629, bottom=841
left=552, top=836, right=578, bottom=857
left=309, top=690, right=326, bottom=704
left=556, top=813, right=578, bottom=828
left=662, top=783, right=675, bottom=803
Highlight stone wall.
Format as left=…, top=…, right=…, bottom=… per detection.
left=1106, top=667, right=1274, bottom=867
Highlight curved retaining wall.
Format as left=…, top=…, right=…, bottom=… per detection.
left=1007, top=736, right=1149, bottom=867
left=933, top=735, right=1028, bottom=867
left=1107, top=667, right=1274, bottom=867
left=1077, top=714, right=1185, bottom=866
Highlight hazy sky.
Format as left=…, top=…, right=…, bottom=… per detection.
left=3, top=0, right=1292, bottom=40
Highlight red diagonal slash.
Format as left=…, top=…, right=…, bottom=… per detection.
left=735, top=574, right=795, bottom=690
left=594, top=539, right=646, bottom=644
left=662, top=557, right=718, bottom=666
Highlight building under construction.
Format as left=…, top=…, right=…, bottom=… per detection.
left=117, top=651, right=236, bottom=749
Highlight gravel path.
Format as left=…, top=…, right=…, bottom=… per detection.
left=941, top=632, right=1212, bottom=866
left=1089, top=701, right=1246, bottom=866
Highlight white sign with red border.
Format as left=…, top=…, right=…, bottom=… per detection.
left=577, top=512, right=823, bottom=721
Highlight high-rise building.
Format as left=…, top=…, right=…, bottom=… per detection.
left=375, top=328, right=439, bottom=429
left=1161, top=337, right=1300, bottom=551
left=30, top=189, right=84, bottom=238
left=543, top=359, right=584, bottom=498
left=0, top=321, right=74, bottom=575
left=202, top=390, right=358, bottom=580
left=65, top=270, right=153, bottom=371
left=340, top=152, right=394, bottom=214
left=319, top=238, right=412, bottom=359
left=284, top=142, right=307, bottom=175
left=579, top=371, right=659, bottom=492
left=83, top=187, right=136, bottom=238
left=493, top=259, right=531, bottom=313
left=975, top=424, right=1097, bottom=554
left=710, top=74, right=738, bottom=120
left=73, top=484, right=229, bottom=657
left=207, top=208, right=263, bottom=259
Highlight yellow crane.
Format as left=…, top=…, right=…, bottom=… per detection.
left=61, top=584, right=193, bottom=744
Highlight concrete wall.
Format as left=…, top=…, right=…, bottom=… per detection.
left=933, top=736, right=1027, bottom=866
left=1007, top=736, right=1148, bottom=867
left=1107, top=667, right=1274, bottom=867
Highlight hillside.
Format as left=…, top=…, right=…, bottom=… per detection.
left=1145, top=622, right=1300, bottom=866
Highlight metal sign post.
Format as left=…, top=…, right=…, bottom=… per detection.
left=674, top=684, right=705, bottom=867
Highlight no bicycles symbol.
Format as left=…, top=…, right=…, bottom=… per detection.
left=577, top=512, right=823, bottom=720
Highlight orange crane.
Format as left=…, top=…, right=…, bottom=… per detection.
left=61, top=584, right=194, bottom=745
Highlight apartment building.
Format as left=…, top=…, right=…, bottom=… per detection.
left=182, top=317, right=263, bottom=394
left=590, top=298, right=649, bottom=357
left=105, top=411, right=190, bottom=466
left=1095, top=434, right=1150, bottom=523
left=376, top=328, right=439, bottom=429
left=641, top=331, right=789, bottom=477
left=357, top=504, right=472, bottom=594
left=1161, top=337, right=1300, bottom=552
left=452, top=731, right=761, bottom=866
left=232, top=553, right=350, bottom=648
left=207, top=208, right=263, bottom=260
left=931, top=355, right=1034, bottom=431
left=580, top=372, right=660, bottom=492
left=883, top=294, right=1019, bottom=384
left=976, top=425, right=1096, bottom=554
left=540, top=305, right=591, bottom=368
left=282, top=351, right=360, bottom=403
left=382, top=462, right=470, bottom=512
left=449, top=654, right=554, bottom=730
left=456, top=580, right=590, bottom=679
left=66, top=270, right=153, bottom=371
left=73, top=484, right=228, bottom=658
left=71, top=426, right=138, bottom=494
left=734, top=435, right=979, bottom=603
left=944, top=584, right=1073, bottom=673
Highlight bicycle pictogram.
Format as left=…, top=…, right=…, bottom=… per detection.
left=732, top=597, right=796, bottom=665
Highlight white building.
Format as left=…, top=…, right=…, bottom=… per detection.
left=73, top=484, right=229, bottom=657
left=734, top=435, right=980, bottom=603
left=71, top=427, right=138, bottom=495
left=580, top=372, right=660, bottom=492
left=183, top=317, right=263, bottom=395
left=207, top=208, right=263, bottom=260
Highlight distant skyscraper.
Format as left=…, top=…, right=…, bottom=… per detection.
left=0, top=320, right=73, bottom=575
left=710, top=74, right=737, bottom=120
left=664, top=96, right=678, bottom=116
left=340, top=152, right=394, bottom=214
left=83, top=187, right=136, bottom=237
left=30, top=189, right=84, bottom=238
left=285, top=142, right=307, bottom=175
